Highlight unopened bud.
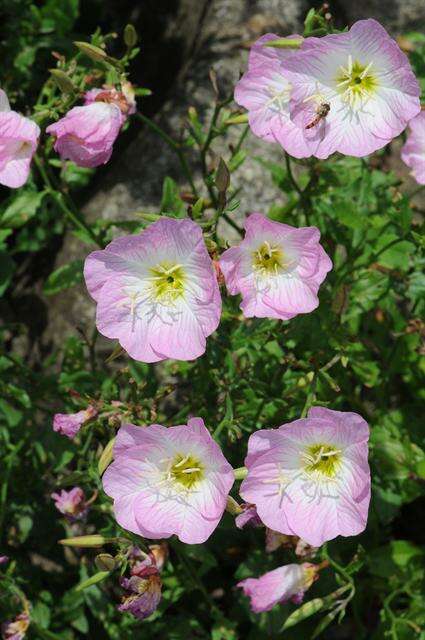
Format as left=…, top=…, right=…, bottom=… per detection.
left=49, top=69, right=76, bottom=94
left=98, top=438, right=115, bottom=476
left=225, top=113, right=249, bottom=126
left=263, top=37, right=303, bottom=49
left=188, top=106, right=198, bottom=123
left=215, top=158, right=230, bottom=194
left=124, top=24, right=138, bottom=48
left=59, top=534, right=109, bottom=547
left=74, top=41, right=107, bottom=62
left=95, top=553, right=117, bottom=571
left=137, top=212, right=162, bottom=222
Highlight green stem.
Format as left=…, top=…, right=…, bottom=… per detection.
left=285, top=153, right=303, bottom=196
left=322, top=545, right=354, bottom=585
left=221, top=212, right=243, bottom=236
left=34, top=155, right=101, bottom=247
left=231, top=124, right=249, bottom=157
left=136, top=112, right=198, bottom=197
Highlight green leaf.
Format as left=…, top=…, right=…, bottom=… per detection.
left=160, top=177, right=185, bottom=216
left=0, top=190, right=46, bottom=228
left=75, top=571, right=111, bottom=592
left=43, top=260, right=83, bottom=295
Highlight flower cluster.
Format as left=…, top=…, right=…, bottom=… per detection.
left=0, top=81, right=135, bottom=189
left=236, top=20, right=420, bottom=159
left=82, top=214, right=331, bottom=362
left=102, top=407, right=369, bottom=550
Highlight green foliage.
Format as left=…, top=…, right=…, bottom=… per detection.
left=0, top=6, right=425, bottom=640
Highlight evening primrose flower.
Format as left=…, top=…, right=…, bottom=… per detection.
left=240, top=407, right=370, bottom=547
left=237, top=562, right=320, bottom=613
left=0, top=89, right=39, bottom=188
left=53, top=406, right=97, bottom=439
left=219, top=213, right=331, bottom=320
left=102, top=418, right=234, bottom=544
left=84, top=218, right=222, bottom=362
left=51, top=487, right=88, bottom=521
left=234, top=34, right=314, bottom=158
left=1, top=610, right=30, bottom=640
left=119, top=553, right=162, bottom=620
left=46, top=101, right=122, bottom=167
left=401, top=111, right=425, bottom=185
left=282, top=19, right=420, bottom=158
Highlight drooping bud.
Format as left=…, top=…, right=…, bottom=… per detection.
left=74, top=41, right=107, bottom=62
left=235, top=503, right=263, bottom=529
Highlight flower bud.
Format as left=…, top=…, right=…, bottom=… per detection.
left=59, top=534, right=110, bottom=547
left=95, top=553, right=117, bottom=571
left=49, top=69, right=76, bottom=94
left=124, top=24, right=138, bottom=48
left=74, top=41, right=107, bottom=62
left=98, top=438, right=115, bottom=476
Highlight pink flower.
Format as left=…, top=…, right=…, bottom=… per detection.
left=240, top=407, right=370, bottom=547
left=53, top=406, right=97, bottom=439
left=235, top=503, right=263, bottom=529
left=0, top=555, right=8, bottom=565
left=282, top=19, right=420, bottom=158
left=51, top=487, right=88, bottom=520
left=84, top=218, right=222, bottom=362
left=0, top=89, right=39, bottom=188
left=119, top=553, right=162, bottom=620
left=219, top=213, right=332, bottom=320
left=237, top=562, right=319, bottom=613
left=46, top=102, right=122, bottom=167
left=102, top=417, right=234, bottom=544
left=84, top=82, right=136, bottom=125
left=1, top=611, right=30, bottom=640
left=235, top=34, right=315, bottom=158
left=401, top=111, right=425, bottom=185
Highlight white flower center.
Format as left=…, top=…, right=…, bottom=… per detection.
left=265, top=83, right=291, bottom=113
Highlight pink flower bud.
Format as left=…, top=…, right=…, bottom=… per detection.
left=84, top=82, right=136, bottom=124
left=53, top=405, right=97, bottom=439
left=51, top=487, right=88, bottom=521
left=46, top=102, right=122, bottom=168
